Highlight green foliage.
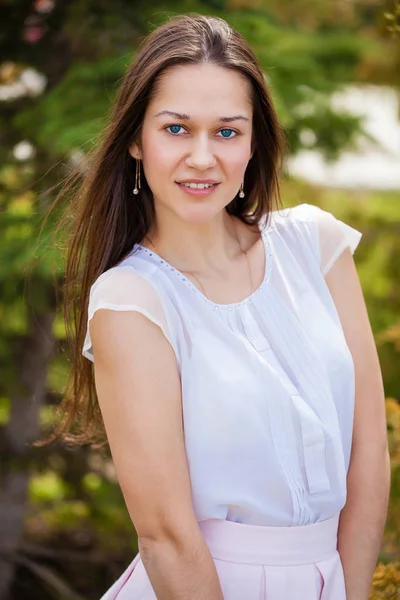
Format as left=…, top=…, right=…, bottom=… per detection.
left=30, top=501, right=91, bottom=532
left=14, top=56, right=129, bottom=155
left=8, top=1, right=384, bottom=161
left=229, top=10, right=376, bottom=158
left=30, top=471, right=68, bottom=503
left=39, top=405, right=57, bottom=429
left=0, top=396, right=11, bottom=426
left=384, top=0, right=400, bottom=38
left=26, top=464, right=136, bottom=554
left=47, top=355, right=69, bottom=395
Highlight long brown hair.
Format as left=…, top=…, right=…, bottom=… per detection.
left=45, top=13, right=285, bottom=446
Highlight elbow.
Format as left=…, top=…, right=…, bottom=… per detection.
left=137, top=522, right=203, bottom=566
left=135, top=513, right=201, bottom=556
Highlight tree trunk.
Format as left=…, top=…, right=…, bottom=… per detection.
left=0, top=285, right=57, bottom=600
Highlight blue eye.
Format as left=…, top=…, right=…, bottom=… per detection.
left=166, top=125, right=236, bottom=138
left=219, top=128, right=236, bottom=138
left=167, top=125, right=184, bottom=134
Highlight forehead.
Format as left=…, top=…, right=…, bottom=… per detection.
left=147, top=63, right=253, bottom=120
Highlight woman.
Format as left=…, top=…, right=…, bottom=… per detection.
left=58, top=13, right=390, bottom=600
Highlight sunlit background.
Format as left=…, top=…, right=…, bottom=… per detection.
left=0, top=1, right=399, bottom=598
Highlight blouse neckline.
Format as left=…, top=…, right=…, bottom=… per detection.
left=134, top=224, right=273, bottom=311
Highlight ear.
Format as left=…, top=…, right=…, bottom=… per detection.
left=128, top=140, right=142, bottom=160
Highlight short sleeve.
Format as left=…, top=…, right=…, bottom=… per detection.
left=82, top=267, right=173, bottom=363
left=293, top=203, right=362, bottom=276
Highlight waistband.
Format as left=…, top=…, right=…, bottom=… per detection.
left=198, top=513, right=340, bottom=566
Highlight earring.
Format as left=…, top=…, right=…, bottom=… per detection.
left=239, top=182, right=245, bottom=198
left=133, top=158, right=141, bottom=195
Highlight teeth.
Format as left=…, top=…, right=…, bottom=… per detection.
left=181, top=182, right=215, bottom=189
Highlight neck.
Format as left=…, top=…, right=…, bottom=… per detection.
left=145, top=208, right=245, bottom=275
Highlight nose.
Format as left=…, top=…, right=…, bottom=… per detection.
left=185, top=134, right=217, bottom=171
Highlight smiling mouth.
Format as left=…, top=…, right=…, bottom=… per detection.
left=177, top=182, right=219, bottom=189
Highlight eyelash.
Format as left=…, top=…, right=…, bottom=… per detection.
left=164, top=124, right=238, bottom=139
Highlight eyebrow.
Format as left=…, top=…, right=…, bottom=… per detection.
left=153, top=110, right=249, bottom=123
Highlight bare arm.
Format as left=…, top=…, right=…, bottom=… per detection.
left=90, top=309, right=224, bottom=600
left=326, top=248, right=391, bottom=600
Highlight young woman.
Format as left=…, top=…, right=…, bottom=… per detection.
left=58, top=13, right=390, bottom=600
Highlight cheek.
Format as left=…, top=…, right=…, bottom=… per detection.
left=223, top=142, right=252, bottom=173
left=143, top=131, right=180, bottom=173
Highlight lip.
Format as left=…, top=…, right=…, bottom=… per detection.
left=176, top=179, right=220, bottom=184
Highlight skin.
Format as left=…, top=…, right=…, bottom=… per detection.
left=129, top=63, right=263, bottom=303
left=91, top=307, right=224, bottom=599
left=90, top=62, right=390, bottom=599
left=326, top=250, right=390, bottom=600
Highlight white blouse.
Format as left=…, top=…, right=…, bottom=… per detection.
left=83, top=203, right=362, bottom=527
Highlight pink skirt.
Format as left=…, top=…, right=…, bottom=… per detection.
left=101, top=513, right=346, bottom=599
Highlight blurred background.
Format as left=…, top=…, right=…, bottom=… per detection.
left=0, top=1, right=399, bottom=598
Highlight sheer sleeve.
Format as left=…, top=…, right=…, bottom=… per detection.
left=294, top=203, right=362, bottom=276
left=82, top=266, right=173, bottom=363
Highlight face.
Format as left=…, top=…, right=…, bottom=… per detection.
left=129, top=63, right=253, bottom=226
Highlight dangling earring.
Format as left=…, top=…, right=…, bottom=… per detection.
left=239, top=181, right=245, bottom=198
left=133, top=159, right=141, bottom=195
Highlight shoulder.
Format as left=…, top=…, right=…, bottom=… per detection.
left=265, top=203, right=362, bottom=277
left=83, top=263, right=172, bottom=363
left=262, top=204, right=324, bottom=250
left=267, top=202, right=334, bottom=230
left=88, top=265, right=162, bottom=321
